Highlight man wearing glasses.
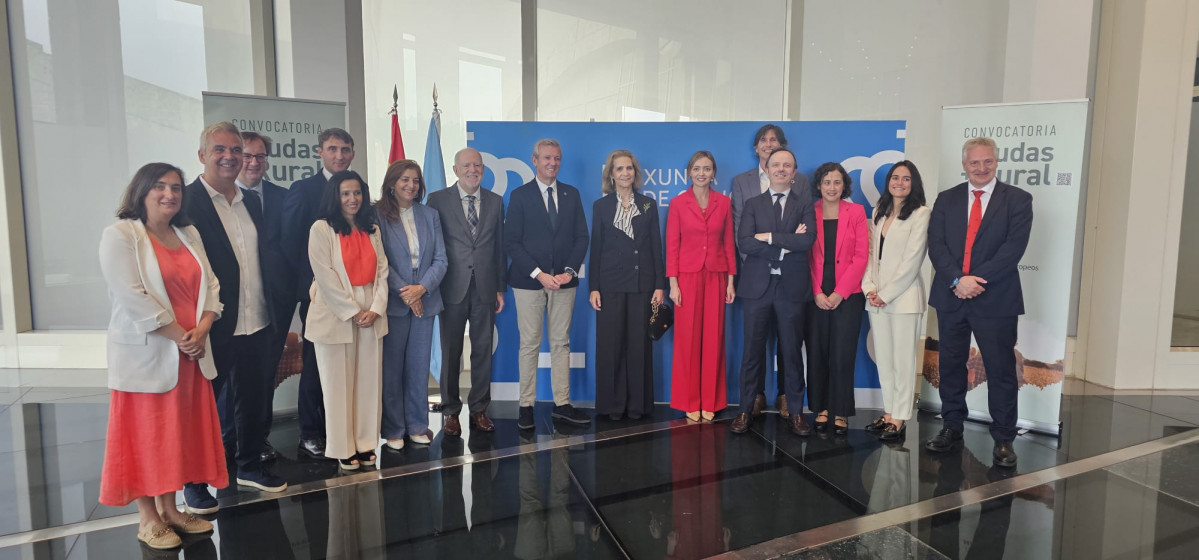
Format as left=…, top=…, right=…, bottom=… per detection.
left=236, top=131, right=293, bottom=464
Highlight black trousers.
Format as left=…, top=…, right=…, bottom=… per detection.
left=262, top=296, right=298, bottom=436
left=211, top=327, right=271, bottom=474
left=595, top=290, right=654, bottom=416
left=805, top=292, right=866, bottom=417
left=298, top=299, right=326, bottom=439
left=936, top=306, right=1019, bottom=441
left=739, top=276, right=806, bottom=414
left=439, top=278, right=496, bottom=415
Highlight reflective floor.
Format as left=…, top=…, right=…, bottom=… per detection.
left=0, top=385, right=1196, bottom=559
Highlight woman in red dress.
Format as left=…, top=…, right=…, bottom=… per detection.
left=666, top=151, right=737, bottom=422
left=98, top=163, right=227, bottom=549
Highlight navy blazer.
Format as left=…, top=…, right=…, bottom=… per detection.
left=243, top=180, right=295, bottom=310
left=378, top=203, right=448, bottom=317
left=736, top=189, right=817, bottom=301
left=927, top=180, right=1033, bottom=317
left=281, top=172, right=328, bottom=301
left=184, top=178, right=274, bottom=344
left=730, top=166, right=809, bottom=257
left=504, top=179, right=590, bottom=290
left=588, top=192, right=666, bottom=294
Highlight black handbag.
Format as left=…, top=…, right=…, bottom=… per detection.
left=648, top=301, right=674, bottom=341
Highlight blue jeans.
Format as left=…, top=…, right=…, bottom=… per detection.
left=381, top=312, right=435, bottom=439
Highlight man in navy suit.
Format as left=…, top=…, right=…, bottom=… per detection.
left=730, top=124, right=810, bottom=419
left=504, top=139, right=591, bottom=429
left=731, top=148, right=816, bottom=436
left=182, top=122, right=287, bottom=514
left=924, top=137, right=1033, bottom=468
left=281, top=128, right=355, bottom=458
left=236, top=131, right=293, bottom=463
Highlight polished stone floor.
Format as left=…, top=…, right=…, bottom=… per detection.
left=0, top=384, right=1197, bottom=559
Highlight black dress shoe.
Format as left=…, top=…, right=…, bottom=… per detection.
left=260, top=440, right=279, bottom=463
left=993, top=440, right=1018, bottom=468
left=878, top=422, right=906, bottom=441
left=517, top=406, right=535, bottom=430
left=864, top=416, right=889, bottom=433
left=924, top=427, right=963, bottom=452
left=730, top=413, right=750, bottom=434
left=298, top=437, right=326, bottom=458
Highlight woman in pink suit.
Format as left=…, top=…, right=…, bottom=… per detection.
left=805, top=162, right=869, bottom=435
left=666, top=151, right=737, bottom=422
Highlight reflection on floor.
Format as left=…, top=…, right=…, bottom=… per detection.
left=0, top=387, right=1196, bottom=559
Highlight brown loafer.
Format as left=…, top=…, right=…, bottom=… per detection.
left=443, top=415, right=462, bottom=437
left=751, top=394, right=767, bottom=417
left=791, top=414, right=812, bottom=436
left=470, top=412, right=495, bottom=432
left=730, top=413, right=750, bottom=434
left=168, top=514, right=213, bottom=535
left=776, top=395, right=790, bottom=419
left=138, top=522, right=182, bottom=550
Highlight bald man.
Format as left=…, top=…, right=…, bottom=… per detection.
left=426, top=148, right=506, bottom=435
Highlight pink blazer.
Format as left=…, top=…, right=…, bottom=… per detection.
left=809, top=200, right=869, bottom=297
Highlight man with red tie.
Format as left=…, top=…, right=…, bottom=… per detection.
left=924, top=137, right=1033, bottom=468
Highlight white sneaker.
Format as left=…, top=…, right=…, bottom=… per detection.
left=408, top=433, right=431, bottom=445
left=385, top=439, right=404, bottom=450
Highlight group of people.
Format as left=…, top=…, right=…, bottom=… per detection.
left=96, top=119, right=1032, bottom=551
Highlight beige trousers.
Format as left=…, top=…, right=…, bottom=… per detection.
left=314, top=283, right=383, bottom=461
left=512, top=286, right=576, bottom=407
left=867, top=310, right=922, bottom=421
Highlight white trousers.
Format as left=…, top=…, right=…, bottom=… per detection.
left=867, top=311, right=922, bottom=421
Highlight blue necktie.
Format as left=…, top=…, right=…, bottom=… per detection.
left=547, top=187, right=558, bottom=229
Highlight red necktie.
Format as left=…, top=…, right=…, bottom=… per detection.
left=962, top=189, right=985, bottom=274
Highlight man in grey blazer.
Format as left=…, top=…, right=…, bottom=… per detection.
left=427, top=148, right=506, bottom=436
left=730, top=124, right=809, bottom=420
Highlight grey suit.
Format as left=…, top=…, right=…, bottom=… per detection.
left=426, top=183, right=506, bottom=415
left=729, top=165, right=809, bottom=407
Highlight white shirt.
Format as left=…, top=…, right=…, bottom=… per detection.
left=322, top=168, right=334, bottom=181
left=766, top=188, right=791, bottom=273
left=200, top=176, right=269, bottom=335
left=530, top=178, right=561, bottom=279
left=236, top=178, right=263, bottom=212
left=456, top=183, right=482, bottom=223
left=965, top=177, right=996, bottom=222
left=758, top=165, right=770, bottom=194
left=398, top=206, right=420, bottom=269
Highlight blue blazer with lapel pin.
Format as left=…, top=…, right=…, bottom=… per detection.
left=503, top=179, right=590, bottom=290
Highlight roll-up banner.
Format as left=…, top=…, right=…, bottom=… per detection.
left=921, top=100, right=1089, bottom=435
left=468, top=121, right=906, bottom=404
left=201, top=92, right=346, bottom=188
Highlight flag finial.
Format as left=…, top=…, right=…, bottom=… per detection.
left=432, top=83, right=439, bottom=110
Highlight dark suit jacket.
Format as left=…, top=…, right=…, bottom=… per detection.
left=737, top=189, right=817, bottom=301
left=184, top=178, right=274, bottom=344
left=588, top=192, right=666, bottom=294
left=927, top=180, right=1033, bottom=316
left=504, top=179, right=590, bottom=290
left=243, top=180, right=295, bottom=310
left=730, top=166, right=810, bottom=257
left=427, top=184, right=506, bottom=304
left=281, top=172, right=328, bottom=301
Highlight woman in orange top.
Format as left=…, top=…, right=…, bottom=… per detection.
left=306, top=170, right=389, bottom=470
left=665, top=151, right=737, bottom=422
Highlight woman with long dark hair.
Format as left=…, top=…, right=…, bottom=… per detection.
left=862, top=160, right=930, bottom=440
left=306, top=170, right=389, bottom=470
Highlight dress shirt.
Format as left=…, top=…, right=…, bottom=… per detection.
left=613, top=192, right=639, bottom=239
left=456, top=183, right=483, bottom=223
left=322, top=167, right=333, bottom=181
left=767, top=187, right=791, bottom=274
left=966, top=177, right=996, bottom=222
left=530, top=178, right=562, bottom=279
left=398, top=206, right=421, bottom=269
left=758, top=166, right=770, bottom=194
left=200, top=176, right=268, bottom=335
left=236, top=178, right=263, bottom=212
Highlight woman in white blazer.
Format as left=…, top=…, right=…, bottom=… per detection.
left=306, top=170, right=389, bottom=470
left=97, top=163, right=225, bottom=550
left=862, top=160, right=930, bottom=441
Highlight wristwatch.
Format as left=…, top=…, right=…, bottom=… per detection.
left=950, top=277, right=961, bottom=290
left=564, top=267, right=579, bottom=279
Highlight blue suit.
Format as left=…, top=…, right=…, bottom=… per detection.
left=280, top=170, right=329, bottom=439
left=379, top=204, right=447, bottom=439
left=927, top=180, right=1033, bottom=441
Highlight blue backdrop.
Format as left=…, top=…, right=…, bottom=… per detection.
left=468, top=121, right=906, bottom=404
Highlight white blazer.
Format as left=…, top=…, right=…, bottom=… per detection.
left=98, top=220, right=222, bottom=393
left=304, top=220, right=389, bottom=345
left=862, top=205, right=931, bottom=315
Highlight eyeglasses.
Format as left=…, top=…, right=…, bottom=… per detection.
left=243, top=154, right=268, bottom=163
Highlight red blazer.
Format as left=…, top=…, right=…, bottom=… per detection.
left=809, top=200, right=869, bottom=297
left=666, top=188, right=737, bottom=276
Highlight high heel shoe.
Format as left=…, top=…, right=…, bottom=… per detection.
left=878, top=421, right=906, bottom=441
left=686, top=411, right=701, bottom=422
left=833, top=417, right=849, bottom=436
left=814, top=412, right=830, bottom=432
left=701, top=411, right=715, bottom=422
left=864, top=415, right=889, bottom=433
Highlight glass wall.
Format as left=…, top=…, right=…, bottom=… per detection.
left=361, top=0, right=522, bottom=192
left=7, top=0, right=258, bottom=329
left=536, top=0, right=788, bottom=122
left=1172, top=64, right=1199, bottom=347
